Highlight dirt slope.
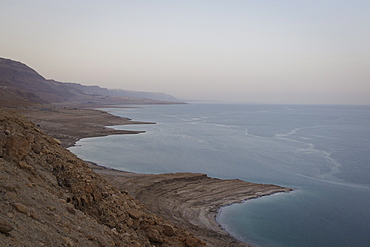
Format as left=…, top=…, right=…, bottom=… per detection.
left=0, top=108, right=205, bottom=247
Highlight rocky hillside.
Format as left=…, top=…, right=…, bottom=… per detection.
left=0, top=58, right=181, bottom=107
left=0, top=108, right=205, bottom=247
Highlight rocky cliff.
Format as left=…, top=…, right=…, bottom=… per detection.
left=0, top=108, right=205, bottom=247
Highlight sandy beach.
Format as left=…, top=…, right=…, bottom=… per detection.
left=16, top=105, right=292, bottom=246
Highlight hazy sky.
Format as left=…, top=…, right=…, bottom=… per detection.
left=2, top=1, right=370, bottom=104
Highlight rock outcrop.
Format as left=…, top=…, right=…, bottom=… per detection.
left=0, top=108, right=205, bottom=246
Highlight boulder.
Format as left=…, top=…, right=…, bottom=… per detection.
left=127, top=208, right=145, bottom=219
left=0, top=219, right=13, bottom=234
left=163, top=224, right=176, bottom=236
left=4, top=134, right=31, bottom=161
left=145, top=227, right=163, bottom=243
left=185, top=236, right=204, bottom=247
left=13, top=203, right=28, bottom=214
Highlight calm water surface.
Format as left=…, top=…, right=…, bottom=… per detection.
left=69, top=103, right=370, bottom=247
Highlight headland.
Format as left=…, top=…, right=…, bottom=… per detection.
left=16, top=105, right=292, bottom=246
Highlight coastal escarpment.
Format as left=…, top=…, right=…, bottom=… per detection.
left=0, top=108, right=205, bottom=247
left=0, top=57, right=293, bottom=246
left=1, top=105, right=292, bottom=247
left=92, top=165, right=292, bottom=247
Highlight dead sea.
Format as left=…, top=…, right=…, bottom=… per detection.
left=69, top=103, right=370, bottom=247
left=17, top=105, right=292, bottom=246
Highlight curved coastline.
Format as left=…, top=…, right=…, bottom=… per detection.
left=88, top=162, right=292, bottom=246
left=18, top=105, right=293, bottom=246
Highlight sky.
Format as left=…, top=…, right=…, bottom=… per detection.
left=1, top=0, right=370, bottom=104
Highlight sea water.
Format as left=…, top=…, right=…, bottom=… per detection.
left=69, top=103, right=370, bottom=247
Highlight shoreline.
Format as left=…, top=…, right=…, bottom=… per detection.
left=88, top=162, right=292, bottom=246
left=16, top=105, right=154, bottom=147
left=16, top=105, right=292, bottom=246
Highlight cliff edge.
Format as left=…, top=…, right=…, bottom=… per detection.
left=0, top=108, right=205, bottom=247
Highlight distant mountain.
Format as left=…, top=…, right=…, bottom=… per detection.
left=65, top=82, right=180, bottom=102
left=0, top=58, right=182, bottom=107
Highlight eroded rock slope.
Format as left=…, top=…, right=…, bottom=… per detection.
left=0, top=108, right=205, bottom=247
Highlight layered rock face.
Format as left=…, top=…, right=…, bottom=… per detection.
left=0, top=108, right=205, bottom=247
left=94, top=167, right=291, bottom=247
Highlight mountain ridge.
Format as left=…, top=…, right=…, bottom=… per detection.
left=0, top=57, right=183, bottom=107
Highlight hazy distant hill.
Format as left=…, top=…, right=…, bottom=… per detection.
left=0, top=57, right=182, bottom=107
left=65, top=82, right=180, bottom=102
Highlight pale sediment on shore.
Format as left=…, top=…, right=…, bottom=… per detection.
left=16, top=106, right=153, bottom=147
left=90, top=163, right=292, bottom=246
left=17, top=106, right=293, bottom=246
